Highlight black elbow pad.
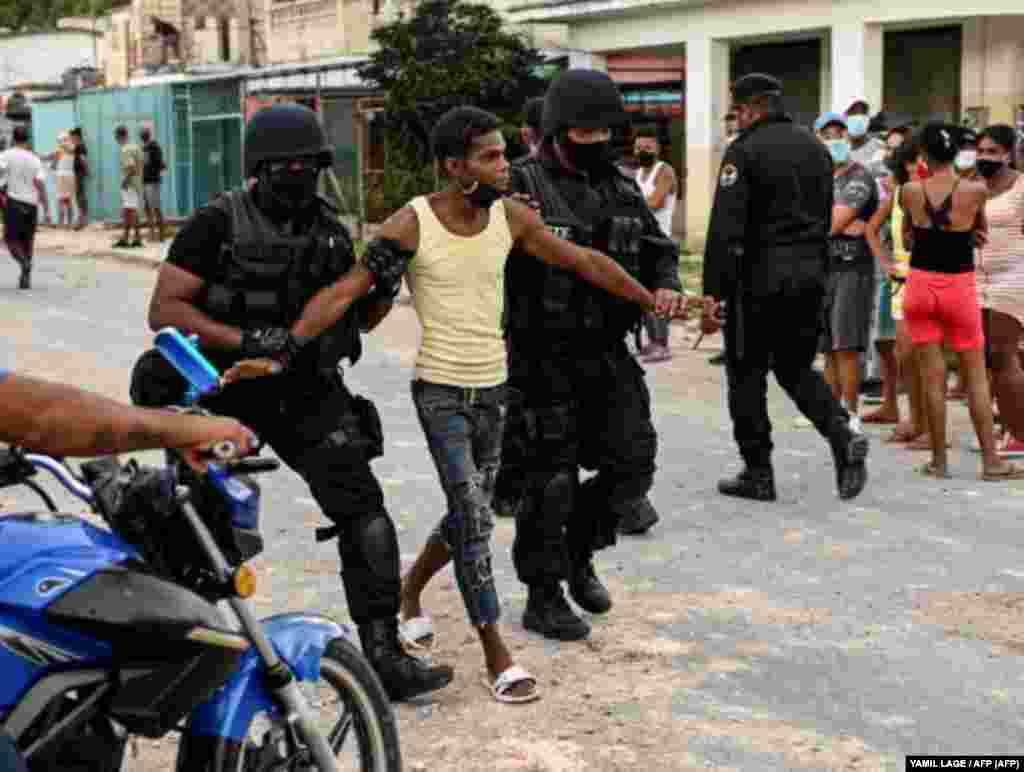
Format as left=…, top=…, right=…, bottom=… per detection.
left=363, top=237, right=414, bottom=298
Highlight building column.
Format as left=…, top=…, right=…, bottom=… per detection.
left=829, top=21, right=882, bottom=115
left=568, top=51, right=607, bottom=71
left=684, top=35, right=730, bottom=257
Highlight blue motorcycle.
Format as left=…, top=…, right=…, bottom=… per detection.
left=0, top=331, right=402, bottom=771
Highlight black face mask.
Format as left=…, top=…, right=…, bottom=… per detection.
left=976, top=159, right=1006, bottom=179
left=260, top=167, right=320, bottom=214
left=462, top=180, right=504, bottom=210
left=563, top=139, right=610, bottom=171
left=636, top=151, right=657, bottom=166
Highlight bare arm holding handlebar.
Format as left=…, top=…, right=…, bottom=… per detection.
left=0, top=372, right=256, bottom=462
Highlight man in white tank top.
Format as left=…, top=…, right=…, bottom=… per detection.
left=633, top=129, right=678, bottom=363
left=282, top=106, right=680, bottom=703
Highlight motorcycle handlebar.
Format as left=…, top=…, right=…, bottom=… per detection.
left=23, top=454, right=95, bottom=504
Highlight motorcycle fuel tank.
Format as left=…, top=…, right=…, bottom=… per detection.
left=0, top=513, right=127, bottom=708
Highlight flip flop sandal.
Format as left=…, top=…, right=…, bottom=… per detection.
left=398, top=616, right=434, bottom=651
left=981, top=463, right=1024, bottom=482
left=884, top=429, right=921, bottom=444
left=906, top=436, right=951, bottom=451
left=481, top=665, right=540, bottom=705
left=917, top=462, right=951, bottom=479
left=862, top=413, right=899, bottom=425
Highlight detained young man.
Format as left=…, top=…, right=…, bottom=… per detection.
left=227, top=106, right=681, bottom=704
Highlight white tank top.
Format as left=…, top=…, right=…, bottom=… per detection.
left=636, top=161, right=676, bottom=238
left=407, top=196, right=514, bottom=388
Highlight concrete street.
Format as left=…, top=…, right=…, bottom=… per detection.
left=3, top=252, right=1024, bottom=771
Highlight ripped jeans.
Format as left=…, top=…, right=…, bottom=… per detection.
left=412, top=379, right=506, bottom=627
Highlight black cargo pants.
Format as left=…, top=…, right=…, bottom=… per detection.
left=510, top=339, right=657, bottom=587
left=132, top=358, right=401, bottom=626
left=725, top=276, right=850, bottom=468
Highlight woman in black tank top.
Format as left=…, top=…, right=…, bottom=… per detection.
left=901, top=122, right=1024, bottom=481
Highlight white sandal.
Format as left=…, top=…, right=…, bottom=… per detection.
left=481, top=665, right=540, bottom=704
left=398, top=616, right=434, bottom=650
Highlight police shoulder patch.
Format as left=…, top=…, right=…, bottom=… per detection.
left=720, top=163, right=739, bottom=188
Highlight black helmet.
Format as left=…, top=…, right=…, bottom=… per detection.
left=243, top=103, right=333, bottom=177
left=541, top=69, right=627, bottom=137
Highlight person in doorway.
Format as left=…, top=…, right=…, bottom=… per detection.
left=845, top=99, right=888, bottom=178
left=901, top=122, right=1023, bottom=480
left=702, top=76, right=868, bottom=503
left=817, top=112, right=879, bottom=428
left=69, top=127, right=89, bottom=230
left=141, top=126, right=167, bottom=242
left=282, top=105, right=663, bottom=695
left=114, top=125, right=143, bottom=248
left=634, top=127, right=678, bottom=363
left=974, top=125, right=1024, bottom=456
left=0, top=125, right=50, bottom=290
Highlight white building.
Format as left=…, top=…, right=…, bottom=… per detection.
left=505, top=2, right=1024, bottom=253
left=0, top=28, right=102, bottom=92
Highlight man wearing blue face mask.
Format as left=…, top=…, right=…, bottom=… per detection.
left=846, top=99, right=888, bottom=178
left=816, top=112, right=880, bottom=430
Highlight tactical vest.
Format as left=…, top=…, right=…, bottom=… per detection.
left=203, top=191, right=362, bottom=373
left=509, top=159, right=647, bottom=342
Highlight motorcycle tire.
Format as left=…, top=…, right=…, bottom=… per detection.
left=176, top=637, right=402, bottom=772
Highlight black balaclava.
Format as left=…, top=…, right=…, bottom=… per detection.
left=257, top=161, right=320, bottom=216
left=559, top=130, right=610, bottom=172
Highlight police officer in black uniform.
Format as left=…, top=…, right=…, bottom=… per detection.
left=701, top=73, right=869, bottom=502
left=131, top=103, right=453, bottom=701
left=505, top=69, right=687, bottom=641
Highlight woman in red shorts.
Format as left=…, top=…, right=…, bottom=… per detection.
left=901, top=122, right=1024, bottom=481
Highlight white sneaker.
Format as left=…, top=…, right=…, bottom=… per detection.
left=848, top=415, right=864, bottom=434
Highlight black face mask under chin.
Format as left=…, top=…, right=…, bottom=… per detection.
left=461, top=180, right=504, bottom=209
left=259, top=168, right=320, bottom=214
left=975, top=159, right=1006, bottom=179
left=562, top=139, right=610, bottom=171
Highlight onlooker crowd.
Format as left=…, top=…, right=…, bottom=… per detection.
left=812, top=106, right=1024, bottom=481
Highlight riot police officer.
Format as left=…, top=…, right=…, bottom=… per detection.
left=701, top=73, right=869, bottom=502
left=132, top=103, right=453, bottom=701
left=504, top=69, right=687, bottom=641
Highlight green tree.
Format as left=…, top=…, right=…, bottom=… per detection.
left=0, top=0, right=114, bottom=32
left=356, top=0, right=550, bottom=216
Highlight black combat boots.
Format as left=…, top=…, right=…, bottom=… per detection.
left=830, top=421, right=869, bottom=500
left=568, top=561, right=612, bottom=614
left=523, top=583, right=591, bottom=641
left=717, top=466, right=777, bottom=501
left=358, top=618, right=454, bottom=701
left=616, top=495, right=660, bottom=535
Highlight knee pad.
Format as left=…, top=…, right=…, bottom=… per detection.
left=339, top=510, right=400, bottom=583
